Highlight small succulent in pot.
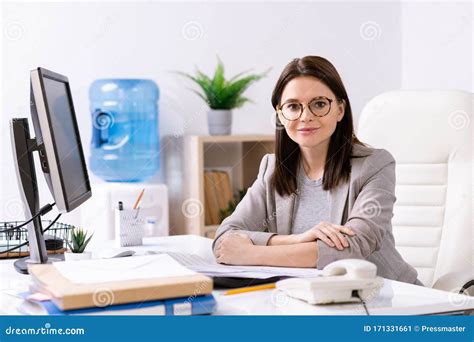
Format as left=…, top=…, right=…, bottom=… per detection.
left=65, top=227, right=93, bottom=261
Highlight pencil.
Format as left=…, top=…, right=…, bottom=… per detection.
left=132, top=189, right=145, bottom=210
left=224, top=283, right=276, bottom=296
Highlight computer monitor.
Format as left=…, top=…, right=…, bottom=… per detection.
left=10, top=67, right=91, bottom=273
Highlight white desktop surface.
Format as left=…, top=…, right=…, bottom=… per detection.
left=0, top=235, right=473, bottom=315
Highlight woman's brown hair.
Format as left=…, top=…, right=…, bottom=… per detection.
left=270, top=56, right=364, bottom=197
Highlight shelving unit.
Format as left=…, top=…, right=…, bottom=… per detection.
left=183, top=135, right=275, bottom=237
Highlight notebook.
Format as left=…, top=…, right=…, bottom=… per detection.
left=28, top=254, right=213, bottom=311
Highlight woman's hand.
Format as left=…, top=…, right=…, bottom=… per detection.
left=215, top=232, right=256, bottom=265
left=292, top=222, right=356, bottom=250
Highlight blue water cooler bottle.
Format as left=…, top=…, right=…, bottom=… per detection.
left=89, top=79, right=160, bottom=182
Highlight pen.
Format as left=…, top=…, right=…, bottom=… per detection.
left=224, top=283, right=276, bottom=296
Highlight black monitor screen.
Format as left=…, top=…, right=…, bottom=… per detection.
left=43, top=77, right=89, bottom=207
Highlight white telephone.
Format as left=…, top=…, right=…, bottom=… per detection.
left=276, top=259, right=384, bottom=305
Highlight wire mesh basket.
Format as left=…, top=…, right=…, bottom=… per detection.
left=0, top=220, right=75, bottom=259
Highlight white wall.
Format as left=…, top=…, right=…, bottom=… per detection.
left=0, top=1, right=410, bottom=231
left=401, top=1, right=472, bottom=91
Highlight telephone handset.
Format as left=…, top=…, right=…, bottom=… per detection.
left=276, top=259, right=384, bottom=305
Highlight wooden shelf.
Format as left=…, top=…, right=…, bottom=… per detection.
left=183, top=134, right=275, bottom=236
left=193, top=134, right=275, bottom=143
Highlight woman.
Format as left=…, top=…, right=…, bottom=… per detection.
left=213, top=56, right=423, bottom=285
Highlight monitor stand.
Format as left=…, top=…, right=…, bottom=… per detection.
left=10, top=118, right=63, bottom=274
left=13, top=254, right=64, bottom=274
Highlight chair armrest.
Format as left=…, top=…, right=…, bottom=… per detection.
left=432, top=270, right=474, bottom=295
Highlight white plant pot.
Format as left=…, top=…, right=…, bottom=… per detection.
left=64, top=251, right=92, bottom=261
left=207, top=109, right=232, bottom=135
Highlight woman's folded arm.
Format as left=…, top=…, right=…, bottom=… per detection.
left=214, top=231, right=319, bottom=268
left=316, top=150, right=396, bottom=269
left=212, top=154, right=275, bottom=253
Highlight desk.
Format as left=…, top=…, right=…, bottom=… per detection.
left=1, top=235, right=473, bottom=315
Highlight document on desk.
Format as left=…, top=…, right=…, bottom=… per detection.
left=52, top=254, right=197, bottom=284
left=154, top=252, right=322, bottom=279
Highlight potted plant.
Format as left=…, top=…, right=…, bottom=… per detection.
left=64, top=227, right=93, bottom=261
left=178, top=59, right=268, bottom=135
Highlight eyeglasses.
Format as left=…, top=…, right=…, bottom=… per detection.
left=277, top=96, right=336, bottom=121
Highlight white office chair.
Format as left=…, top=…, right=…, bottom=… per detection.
left=357, top=90, right=473, bottom=293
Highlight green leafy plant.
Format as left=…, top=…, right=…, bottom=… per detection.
left=219, top=188, right=248, bottom=223
left=178, top=59, right=269, bottom=110
left=66, top=227, right=93, bottom=253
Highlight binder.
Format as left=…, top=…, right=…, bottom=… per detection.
left=204, top=171, right=220, bottom=225
left=18, top=292, right=216, bottom=316
left=204, top=170, right=234, bottom=224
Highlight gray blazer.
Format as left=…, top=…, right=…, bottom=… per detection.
left=213, top=143, right=422, bottom=285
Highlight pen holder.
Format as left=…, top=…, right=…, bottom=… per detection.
left=114, top=209, right=144, bottom=247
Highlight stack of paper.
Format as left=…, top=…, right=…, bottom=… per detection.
left=153, top=251, right=322, bottom=279
left=52, top=254, right=197, bottom=283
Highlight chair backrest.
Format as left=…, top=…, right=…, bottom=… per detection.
left=357, top=90, right=472, bottom=287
